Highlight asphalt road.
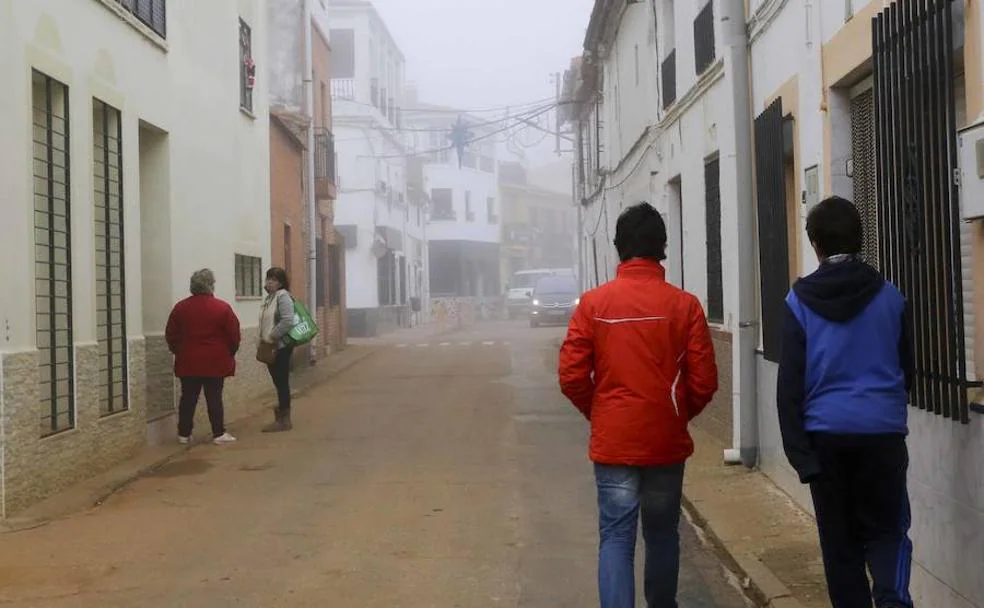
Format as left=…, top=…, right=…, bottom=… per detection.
left=0, top=321, right=751, bottom=607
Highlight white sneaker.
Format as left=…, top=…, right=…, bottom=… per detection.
left=213, top=433, right=237, bottom=445
left=178, top=436, right=191, bottom=445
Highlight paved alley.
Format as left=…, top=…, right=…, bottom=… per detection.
left=0, top=322, right=751, bottom=608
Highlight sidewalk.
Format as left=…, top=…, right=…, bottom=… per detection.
left=684, top=420, right=829, bottom=608
left=0, top=343, right=378, bottom=533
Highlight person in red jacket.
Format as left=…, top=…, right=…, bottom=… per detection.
left=165, top=269, right=241, bottom=445
left=559, top=202, right=718, bottom=608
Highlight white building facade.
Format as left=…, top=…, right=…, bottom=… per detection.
left=327, top=1, right=427, bottom=337
left=405, top=106, right=502, bottom=317
left=0, top=0, right=272, bottom=516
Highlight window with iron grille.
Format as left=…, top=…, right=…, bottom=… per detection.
left=377, top=251, right=395, bottom=306
left=116, top=0, right=167, bottom=39
left=704, top=157, right=723, bottom=323
left=872, top=0, right=977, bottom=422
left=239, top=19, right=254, bottom=113
left=754, top=98, right=790, bottom=363
left=662, top=50, right=677, bottom=109
left=465, top=191, right=475, bottom=222
left=93, top=99, right=128, bottom=416
left=693, top=1, right=716, bottom=75
left=33, top=71, right=75, bottom=436
left=487, top=197, right=498, bottom=224
left=235, top=254, right=262, bottom=298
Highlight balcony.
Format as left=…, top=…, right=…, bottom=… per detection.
left=662, top=49, right=677, bottom=110
left=314, top=128, right=336, bottom=201
left=694, top=2, right=716, bottom=75
left=330, top=78, right=355, bottom=101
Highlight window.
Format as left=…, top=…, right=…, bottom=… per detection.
left=115, top=0, right=167, bottom=39
left=316, top=237, right=326, bottom=308
left=33, top=71, right=75, bottom=436
left=487, top=197, right=498, bottom=224
left=94, top=99, right=128, bottom=416
left=704, top=158, right=723, bottom=323
left=694, top=1, right=716, bottom=75
left=377, top=251, right=395, bottom=306
left=328, top=243, right=342, bottom=307
left=662, top=49, right=677, bottom=109
left=239, top=18, right=254, bottom=113
left=465, top=191, right=475, bottom=221
left=283, top=224, right=292, bottom=278
left=235, top=254, right=263, bottom=298
left=339, top=31, right=363, bottom=80
left=431, top=188, right=454, bottom=220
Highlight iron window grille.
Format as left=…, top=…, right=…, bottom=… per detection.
left=33, top=71, right=76, bottom=436
left=116, top=0, right=167, bottom=39
left=465, top=192, right=475, bottom=222
left=872, top=0, right=978, bottom=422
left=314, top=128, right=336, bottom=182
left=93, top=99, right=129, bottom=416
left=328, top=243, right=343, bottom=308
left=239, top=19, right=254, bottom=113
left=704, top=158, right=724, bottom=323
left=662, top=50, right=677, bottom=109
left=316, top=237, right=326, bottom=308
left=754, top=98, right=791, bottom=363
left=694, top=2, right=716, bottom=75
left=235, top=254, right=263, bottom=298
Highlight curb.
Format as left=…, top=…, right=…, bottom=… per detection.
left=0, top=345, right=379, bottom=534
left=682, top=495, right=807, bottom=608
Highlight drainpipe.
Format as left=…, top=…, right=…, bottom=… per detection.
left=303, top=0, right=318, bottom=365
left=721, top=0, right=758, bottom=467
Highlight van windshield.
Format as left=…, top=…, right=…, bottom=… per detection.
left=511, top=272, right=550, bottom=289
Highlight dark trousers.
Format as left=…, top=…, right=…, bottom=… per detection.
left=267, top=346, right=294, bottom=412
left=809, top=433, right=914, bottom=608
left=177, top=377, right=226, bottom=438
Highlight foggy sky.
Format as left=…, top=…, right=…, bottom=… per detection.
left=370, top=0, right=594, bottom=113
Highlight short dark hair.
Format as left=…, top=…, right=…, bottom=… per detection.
left=613, top=202, right=667, bottom=263
left=266, top=267, right=290, bottom=291
left=806, top=196, right=863, bottom=257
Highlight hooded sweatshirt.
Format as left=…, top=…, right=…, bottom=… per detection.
left=776, top=255, right=914, bottom=483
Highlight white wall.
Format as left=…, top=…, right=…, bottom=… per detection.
left=0, top=0, right=271, bottom=350
left=424, top=164, right=500, bottom=244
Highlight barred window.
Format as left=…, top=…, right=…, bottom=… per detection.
left=239, top=18, right=254, bottom=112
left=94, top=99, right=128, bottom=416
left=33, top=71, right=75, bottom=436
left=235, top=254, right=263, bottom=298
left=116, top=0, right=167, bottom=39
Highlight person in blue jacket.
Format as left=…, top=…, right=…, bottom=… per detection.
left=777, top=196, right=915, bottom=608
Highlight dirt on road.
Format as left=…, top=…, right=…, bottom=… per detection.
left=0, top=322, right=751, bottom=608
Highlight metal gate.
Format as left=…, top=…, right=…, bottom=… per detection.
left=754, top=98, right=790, bottom=363
left=872, top=0, right=977, bottom=422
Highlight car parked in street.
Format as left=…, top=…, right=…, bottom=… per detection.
left=529, top=275, right=580, bottom=328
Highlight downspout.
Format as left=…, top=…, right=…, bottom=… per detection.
left=303, top=0, right=318, bottom=365
left=721, top=0, right=759, bottom=467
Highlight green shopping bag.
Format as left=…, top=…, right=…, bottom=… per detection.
left=285, top=298, right=319, bottom=346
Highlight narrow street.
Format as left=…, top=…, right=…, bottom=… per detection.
left=0, top=321, right=750, bottom=607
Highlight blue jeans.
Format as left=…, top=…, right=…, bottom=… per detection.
left=595, top=462, right=686, bottom=608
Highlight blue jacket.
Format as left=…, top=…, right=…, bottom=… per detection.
left=776, top=257, right=913, bottom=483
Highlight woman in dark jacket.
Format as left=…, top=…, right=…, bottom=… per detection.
left=165, top=268, right=241, bottom=445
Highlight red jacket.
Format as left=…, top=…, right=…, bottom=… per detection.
left=165, top=294, right=241, bottom=378
left=558, top=260, right=718, bottom=466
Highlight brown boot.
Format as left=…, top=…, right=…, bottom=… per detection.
left=262, top=408, right=292, bottom=433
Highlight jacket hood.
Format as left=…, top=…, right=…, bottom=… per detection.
left=792, top=257, right=885, bottom=322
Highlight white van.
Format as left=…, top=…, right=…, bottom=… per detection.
left=505, top=268, right=574, bottom=319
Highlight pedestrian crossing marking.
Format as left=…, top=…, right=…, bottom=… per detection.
left=439, top=342, right=450, bottom=347
left=482, top=341, right=495, bottom=346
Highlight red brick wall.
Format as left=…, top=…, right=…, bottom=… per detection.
left=269, top=119, right=308, bottom=301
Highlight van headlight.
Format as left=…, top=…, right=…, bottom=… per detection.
left=532, top=299, right=540, bottom=307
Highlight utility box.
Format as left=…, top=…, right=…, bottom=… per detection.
left=958, top=119, right=984, bottom=220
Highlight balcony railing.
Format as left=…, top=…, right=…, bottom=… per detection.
left=694, top=1, right=716, bottom=75
left=330, top=78, right=355, bottom=101
left=662, top=49, right=677, bottom=109
left=314, top=128, right=336, bottom=182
